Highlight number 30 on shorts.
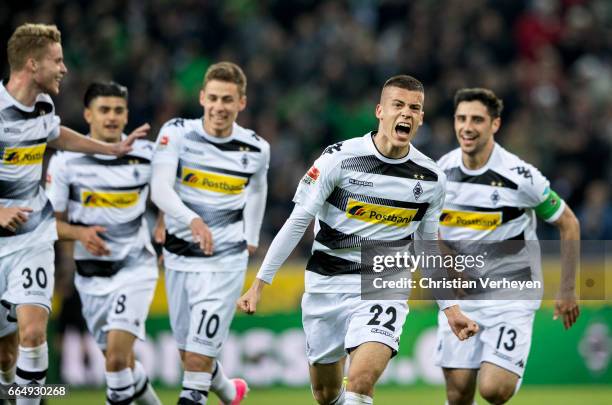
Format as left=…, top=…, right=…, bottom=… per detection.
left=22, top=267, right=48, bottom=289
left=367, top=304, right=397, bottom=332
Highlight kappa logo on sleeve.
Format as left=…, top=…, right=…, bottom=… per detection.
left=301, top=166, right=320, bottom=185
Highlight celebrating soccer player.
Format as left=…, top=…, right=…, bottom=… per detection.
left=238, top=75, right=478, bottom=405
left=0, top=23, right=148, bottom=405
left=46, top=81, right=161, bottom=405
left=435, top=88, right=580, bottom=404
left=151, top=62, right=269, bottom=405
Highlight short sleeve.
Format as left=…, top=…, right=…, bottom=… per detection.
left=47, top=114, right=61, bottom=141
left=517, top=164, right=565, bottom=222
left=416, top=171, right=446, bottom=238
left=46, top=152, right=70, bottom=212
left=292, top=149, right=342, bottom=217
left=152, top=120, right=183, bottom=166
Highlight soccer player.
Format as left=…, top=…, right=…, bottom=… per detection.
left=46, top=81, right=161, bottom=405
left=0, top=23, right=148, bottom=405
left=238, top=75, right=479, bottom=405
left=435, top=88, right=580, bottom=405
left=151, top=62, right=269, bottom=405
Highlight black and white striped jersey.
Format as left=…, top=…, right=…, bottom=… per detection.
left=437, top=143, right=564, bottom=241
left=153, top=118, right=270, bottom=272
left=0, top=81, right=60, bottom=256
left=46, top=139, right=157, bottom=294
left=294, top=132, right=446, bottom=293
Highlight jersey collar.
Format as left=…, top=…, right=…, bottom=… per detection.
left=0, top=80, right=36, bottom=112
left=199, top=119, right=237, bottom=143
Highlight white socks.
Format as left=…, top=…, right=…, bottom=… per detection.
left=210, top=361, right=236, bottom=404
left=105, top=368, right=135, bottom=405
left=178, top=371, right=211, bottom=405
left=132, top=361, right=161, bottom=405
left=15, top=343, right=47, bottom=405
left=345, top=391, right=373, bottom=404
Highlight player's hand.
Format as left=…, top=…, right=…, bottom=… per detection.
left=237, top=278, right=265, bottom=315
left=247, top=245, right=257, bottom=255
left=190, top=217, right=213, bottom=255
left=443, top=305, right=479, bottom=341
left=0, top=206, right=33, bottom=231
left=110, top=123, right=150, bottom=156
left=77, top=225, right=110, bottom=256
left=154, top=216, right=166, bottom=244
left=554, top=293, right=580, bottom=330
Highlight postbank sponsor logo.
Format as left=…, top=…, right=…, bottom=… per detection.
left=440, top=209, right=501, bottom=230
left=3, top=144, right=46, bottom=165
left=181, top=167, right=247, bottom=194
left=82, top=191, right=139, bottom=208
left=346, top=198, right=417, bottom=227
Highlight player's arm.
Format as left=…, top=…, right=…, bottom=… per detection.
left=238, top=204, right=313, bottom=314
left=48, top=124, right=150, bottom=156
left=530, top=175, right=580, bottom=329
left=153, top=210, right=166, bottom=245
left=150, top=125, right=210, bottom=253
left=243, top=145, right=269, bottom=255
left=54, top=211, right=110, bottom=256
left=549, top=203, right=581, bottom=330
left=0, top=205, right=33, bottom=231
left=416, top=174, right=478, bottom=340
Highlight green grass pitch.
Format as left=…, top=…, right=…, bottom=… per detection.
left=47, top=385, right=612, bottom=404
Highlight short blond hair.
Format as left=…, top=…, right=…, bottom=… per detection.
left=203, top=62, right=247, bottom=97
left=7, top=23, right=62, bottom=71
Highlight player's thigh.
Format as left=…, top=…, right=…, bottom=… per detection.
left=478, top=362, right=519, bottom=401
left=301, top=293, right=350, bottom=365
left=435, top=310, right=483, bottom=370
left=184, top=270, right=246, bottom=357
left=345, top=299, right=408, bottom=357
left=2, top=244, right=54, bottom=315
left=346, top=341, right=393, bottom=393
left=480, top=311, right=534, bottom=379
left=164, top=269, right=191, bottom=350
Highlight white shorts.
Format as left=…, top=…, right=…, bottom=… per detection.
left=435, top=308, right=535, bottom=377
left=79, top=280, right=156, bottom=350
left=165, top=269, right=246, bottom=357
left=302, top=293, right=408, bottom=364
left=0, top=243, right=55, bottom=336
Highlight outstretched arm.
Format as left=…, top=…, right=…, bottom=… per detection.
left=48, top=124, right=149, bottom=156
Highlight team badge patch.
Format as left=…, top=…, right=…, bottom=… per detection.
left=491, top=190, right=500, bottom=205
left=413, top=181, right=423, bottom=200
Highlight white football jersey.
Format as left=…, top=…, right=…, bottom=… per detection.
left=46, top=138, right=157, bottom=293
left=437, top=143, right=564, bottom=310
left=153, top=118, right=270, bottom=272
left=0, top=81, right=60, bottom=256
left=294, top=132, right=446, bottom=293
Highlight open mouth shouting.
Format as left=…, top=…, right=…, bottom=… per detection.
left=395, top=122, right=412, bottom=139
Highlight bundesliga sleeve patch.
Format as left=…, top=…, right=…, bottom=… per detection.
left=534, top=189, right=563, bottom=220
left=302, top=166, right=320, bottom=185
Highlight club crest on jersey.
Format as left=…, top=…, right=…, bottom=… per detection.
left=346, top=198, right=417, bottom=227
left=241, top=153, right=249, bottom=168
left=440, top=209, right=502, bottom=230
left=302, top=166, right=320, bottom=185
left=491, top=190, right=500, bottom=205
left=82, top=191, right=139, bottom=208
left=2, top=144, right=46, bottom=165
left=413, top=181, right=423, bottom=200
left=181, top=168, right=247, bottom=194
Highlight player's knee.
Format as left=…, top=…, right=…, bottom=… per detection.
left=311, top=385, right=341, bottom=405
left=479, top=381, right=515, bottom=404
left=346, top=372, right=376, bottom=396
left=18, top=324, right=46, bottom=347
left=446, top=385, right=475, bottom=405
left=0, top=349, right=16, bottom=371
left=105, top=350, right=130, bottom=372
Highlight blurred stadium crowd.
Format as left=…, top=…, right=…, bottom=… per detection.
left=3, top=0, right=612, bottom=254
